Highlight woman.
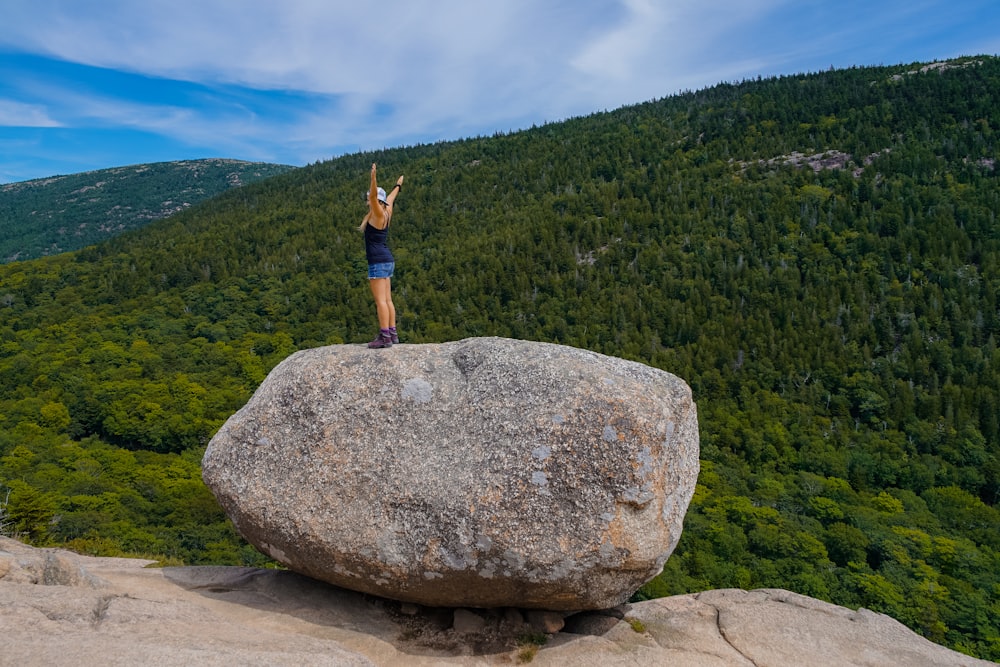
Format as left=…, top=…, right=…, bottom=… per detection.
left=360, top=162, right=404, bottom=348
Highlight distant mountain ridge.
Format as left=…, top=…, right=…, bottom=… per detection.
left=0, top=158, right=296, bottom=263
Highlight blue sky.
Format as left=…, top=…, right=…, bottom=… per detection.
left=2, top=0, right=998, bottom=184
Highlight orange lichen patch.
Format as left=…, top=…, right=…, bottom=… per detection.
left=603, top=496, right=667, bottom=567
left=421, top=538, right=442, bottom=567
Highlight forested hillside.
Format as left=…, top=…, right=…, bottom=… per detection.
left=0, top=159, right=295, bottom=263
left=1, top=57, right=998, bottom=659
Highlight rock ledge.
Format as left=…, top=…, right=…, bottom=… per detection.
left=2, top=537, right=992, bottom=667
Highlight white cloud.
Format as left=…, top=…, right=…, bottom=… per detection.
left=566, top=0, right=793, bottom=103
left=0, top=0, right=816, bottom=141
left=3, top=1, right=528, bottom=92
left=570, top=0, right=668, bottom=82
left=0, top=100, right=61, bottom=127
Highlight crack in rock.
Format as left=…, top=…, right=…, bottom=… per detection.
left=711, top=603, right=759, bottom=667
left=91, top=594, right=117, bottom=627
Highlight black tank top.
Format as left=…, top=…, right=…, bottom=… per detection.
left=364, top=212, right=393, bottom=264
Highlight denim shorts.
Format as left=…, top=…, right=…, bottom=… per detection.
left=368, top=262, right=395, bottom=279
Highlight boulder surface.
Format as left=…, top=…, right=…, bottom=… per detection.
left=202, top=337, right=699, bottom=610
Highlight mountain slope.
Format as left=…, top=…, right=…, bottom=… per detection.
left=0, top=56, right=998, bottom=660
left=0, top=159, right=296, bottom=262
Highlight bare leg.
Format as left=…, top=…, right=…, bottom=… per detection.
left=369, top=278, right=392, bottom=329
left=386, top=278, right=396, bottom=329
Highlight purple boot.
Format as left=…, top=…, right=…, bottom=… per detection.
left=368, top=329, right=393, bottom=349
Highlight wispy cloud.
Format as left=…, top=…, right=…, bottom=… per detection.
left=0, top=99, right=61, bottom=127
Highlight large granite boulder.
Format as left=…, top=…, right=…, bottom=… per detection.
left=202, top=337, right=699, bottom=610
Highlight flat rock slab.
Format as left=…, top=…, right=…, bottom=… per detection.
left=203, top=337, right=700, bottom=610
left=2, top=538, right=992, bottom=666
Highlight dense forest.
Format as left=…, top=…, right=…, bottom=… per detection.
left=0, top=158, right=295, bottom=263
left=1, top=57, right=999, bottom=660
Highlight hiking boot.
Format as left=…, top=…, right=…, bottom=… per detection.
left=367, top=330, right=393, bottom=349
left=389, top=327, right=399, bottom=344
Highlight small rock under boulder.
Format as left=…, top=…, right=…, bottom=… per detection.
left=202, top=337, right=699, bottom=610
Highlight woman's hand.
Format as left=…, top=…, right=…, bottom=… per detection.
left=397, top=175, right=404, bottom=187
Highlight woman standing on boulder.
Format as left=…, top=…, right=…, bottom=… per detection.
left=360, top=162, right=404, bottom=348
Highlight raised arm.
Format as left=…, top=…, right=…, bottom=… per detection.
left=367, top=163, right=386, bottom=227
left=386, top=174, right=404, bottom=207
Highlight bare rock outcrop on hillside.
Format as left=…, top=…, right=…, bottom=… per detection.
left=202, top=337, right=700, bottom=610
left=2, top=537, right=992, bottom=666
